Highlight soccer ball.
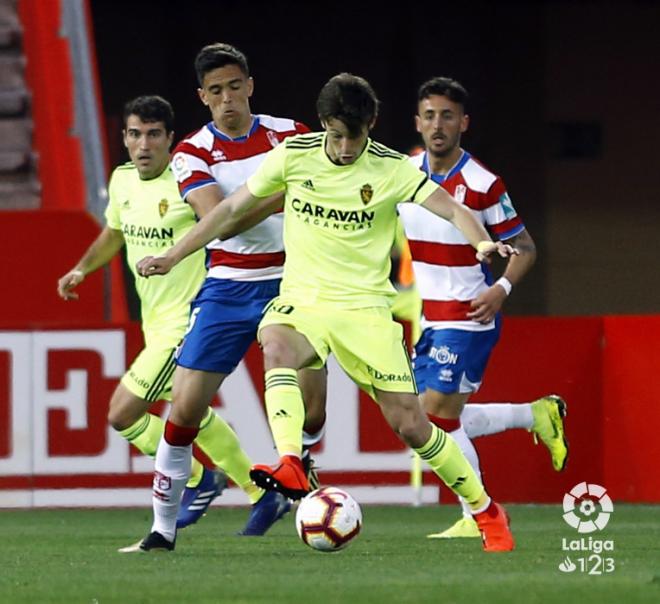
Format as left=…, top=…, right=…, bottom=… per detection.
left=295, top=487, right=362, bottom=552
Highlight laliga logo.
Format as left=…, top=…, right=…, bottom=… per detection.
left=562, top=482, right=613, bottom=533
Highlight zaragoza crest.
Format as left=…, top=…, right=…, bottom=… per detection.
left=158, top=199, right=169, bottom=218
left=360, top=184, right=373, bottom=205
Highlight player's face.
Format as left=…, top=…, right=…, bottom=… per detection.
left=322, top=118, right=370, bottom=165
left=123, top=116, right=173, bottom=180
left=198, top=64, right=254, bottom=134
left=415, top=95, right=468, bottom=158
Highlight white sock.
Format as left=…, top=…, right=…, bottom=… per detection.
left=302, top=426, right=325, bottom=448
left=151, top=437, right=192, bottom=542
left=449, top=426, right=483, bottom=518
left=461, top=403, right=533, bottom=438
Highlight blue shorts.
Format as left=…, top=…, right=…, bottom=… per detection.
left=413, top=317, right=501, bottom=395
left=175, top=278, right=281, bottom=374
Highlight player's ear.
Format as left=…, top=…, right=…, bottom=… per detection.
left=122, top=130, right=128, bottom=148
left=415, top=114, right=422, bottom=134
left=247, top=77, right=254, bottom=98
left=197, top=88, right=208, bottom=106
left=461, top=113, right=470, bottom=134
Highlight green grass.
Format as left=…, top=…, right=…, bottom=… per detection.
left=0, top=505, right=658, bottom=604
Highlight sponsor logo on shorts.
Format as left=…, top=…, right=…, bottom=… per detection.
left=429, top=345, right=458, bottom=365
left=366, top=365, right=413, bottom=383
left=439, top=369, right=453, bottom=382
left=129, top=370, right=151, bottom=390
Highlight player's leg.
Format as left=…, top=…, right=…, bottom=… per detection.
left=421, top=389, right=482, bottom=539
left=461, top=396, right=569, bottom=471
left=148, top=366, right=222, bottom=545
left=299, top=366, right=327, bottom=489
left=250, top=299, right=330, bottom=499
left=413, top=325, right=503, bottom=537
left=330, top=307, right=513, bottom=552
left=109, top=347, right=209, bottom=490
left=174, top=280, right=292, bottom=535
left=375, top=390, right=513, bottom=551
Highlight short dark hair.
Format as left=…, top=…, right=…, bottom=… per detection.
left=194, top=42, right=249, bottom=86
left=316, top=73, right=379, bottom=137
left=122, top=95, right=174, bottom=133
left=417, top=77, right=469, bottom=111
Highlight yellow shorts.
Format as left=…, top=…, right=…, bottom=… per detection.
left=120, top=331, right=179, bottom=403
left=258, top=298, right=417, bottom=400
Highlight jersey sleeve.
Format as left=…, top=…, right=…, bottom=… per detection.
left=170, top=142, right=218, bottom=200
left=104, top=169, right=121, bottom=229
left=392, top=158, right=439, bottom=204
left=246, top=141, right=287, bottom=198
left=483, top=177, right=525, bottom=240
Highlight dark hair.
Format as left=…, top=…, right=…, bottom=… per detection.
left=417, top=77, right=469, bottom=111
left=194, top=42, right=249, bottom=85
left=316, top=73, right=379, bottom=137
left=122, top=95, right=174, bottom=133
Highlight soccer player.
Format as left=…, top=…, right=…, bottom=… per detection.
left=398, top=77, right=568, bottom=538
left=57, top=95, right=283, bottom=538
left=138, top=73, right=519, bottom=552
left=121, top=43, right=327, bottom=553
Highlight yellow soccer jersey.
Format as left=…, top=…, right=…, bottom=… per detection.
left=247, top=133, right=438, bottom=308
left=106, top=163, right=205, bottom=333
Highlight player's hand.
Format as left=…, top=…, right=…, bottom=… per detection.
left=57, top=270, right=85, bottom=300
left=136, top=255, right=175, bottom=277
left=467, top=285, right=507, bottom=324
left=476, top=240, right=519, bottom=262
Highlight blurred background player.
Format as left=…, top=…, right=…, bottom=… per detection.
left=138, top=73, right=520, bottom=552
left=57, top=95, right=277, bottom=534
left=398, top=77, right=568, bottom=538
left=122, top=43, right=327, bottom=552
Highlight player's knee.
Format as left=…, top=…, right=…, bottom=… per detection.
left=262, top=338, right=296, bottom=368
left=107, top=406, right=134, bottom=432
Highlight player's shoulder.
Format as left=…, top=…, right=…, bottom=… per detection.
left=460, top=154, right=501, bottom=193
left=113, top=161, right=136, bottom=173
left=173, top=124, right=214, bottom=155
left=283, top=131, right=325, bottom=149
left=368, top=140, right=407, bottom=162
left=109, top=161, right=136, bottom=184
left=407, top=152, right=424, bottom=168
left=256, top=114, right=309, bottom=134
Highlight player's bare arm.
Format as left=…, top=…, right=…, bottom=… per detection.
left=136, top=184, right=274, bottom=277
left=467, top=229, right=536, bottom=323
left=57, top=227, right=124, bottom=300
left=419, top=187, right=519, bottom=260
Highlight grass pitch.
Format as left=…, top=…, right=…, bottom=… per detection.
left=0, top=504, right=658, bottom=604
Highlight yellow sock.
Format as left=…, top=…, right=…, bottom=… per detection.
left=119, top=412, right=206, bottom=490
left=119, top=413, right=163, bottom=457
left=194, top=407, right=263, bottom=503
left=415, top=425, right=488, bottom=510
left=264, top=368, right=304, bottom=457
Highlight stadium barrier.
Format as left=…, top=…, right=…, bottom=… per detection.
left=1, top=316, right=658, bottom=507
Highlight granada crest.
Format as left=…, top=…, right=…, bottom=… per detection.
left=360, top=184, right=373, bottom=205
left=158, top=199, right=169, bottom=218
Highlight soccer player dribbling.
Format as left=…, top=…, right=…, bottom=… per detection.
left=138, top=73, right=518, bottom=552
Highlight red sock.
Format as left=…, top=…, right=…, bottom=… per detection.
left=164, top=420, right=199, bottom=446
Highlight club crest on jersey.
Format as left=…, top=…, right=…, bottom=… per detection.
left=211, top=149, right=226, bottom=161
left=360, top=184, right=374, bottom=205
left=158, top=199, right=169, bottom=218
left=267, top=131, right=280, bottom=148
left=454, top=184, right=467, bottom=203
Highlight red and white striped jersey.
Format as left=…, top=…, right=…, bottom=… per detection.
left=398, top=150, right=525, bottom=331
left=171, top=114, right=309, bottom=281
